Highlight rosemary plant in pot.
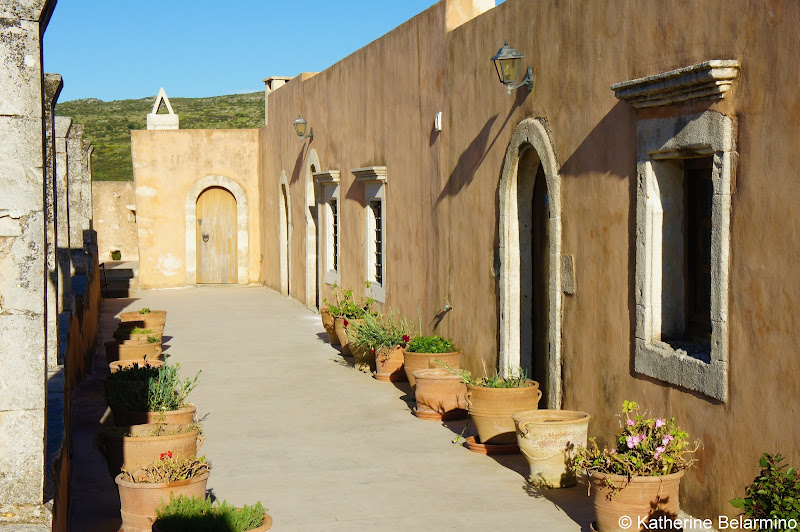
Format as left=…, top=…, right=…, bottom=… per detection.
left=330, top=286, right=374, bottom=356
left=345, top=310, right=410, bottom=374
left=120, top=307, right=168, bottom=328
left=573, top=401, right=699, bottom=532
left=116, top=454, right=210, bottom=532
left=105, top=363, right=201, bottom=426
left=154, top=494, right=272, bottom=532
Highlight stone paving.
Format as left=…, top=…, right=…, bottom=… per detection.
left=69, top=286, right=593, bottom=531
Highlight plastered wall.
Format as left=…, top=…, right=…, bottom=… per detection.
left=92, top=181, right=138, bottom=261
left=257, top=0, right=800, bottom=521
left=131, top=129, right=261, bottom=288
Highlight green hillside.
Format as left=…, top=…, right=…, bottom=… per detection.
left=55, top=92, right=265, bottom=181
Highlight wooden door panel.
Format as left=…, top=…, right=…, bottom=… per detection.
left=196, top=187, right=237, bottom=284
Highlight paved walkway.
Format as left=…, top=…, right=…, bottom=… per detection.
left=70, top=286, right=593, bottom=531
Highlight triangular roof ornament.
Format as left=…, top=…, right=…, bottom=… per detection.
left=151, top=87, right=175, bottom=115
left=147, top=87, right=179, bottom=130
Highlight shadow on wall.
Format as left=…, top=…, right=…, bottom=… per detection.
left=436, top=87, right=529, bottom=205
left=290, top=143, right=310, bottom=184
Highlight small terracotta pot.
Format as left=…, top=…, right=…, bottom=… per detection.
left=320, top=308, right=339, bottom=344
left=101, top=423, right=203, bottom=479
left=589, top=470, right=685, bottom=532
left=402, top=350, right=461, bottom=388
left=374, top=346, right=407, bottom=382
left=335, top=318, right=364, bottom=356
left=153, top=512, right=273, bottom=532
left=109, top=359, right=164, bottom=373
left=114, top=404, right=197, bottom=427
left=412, top=368, right=468, bottom=420
left=513, top=409, right=590, bottom=488
left=466, top=380, right=541, bottom=444
left=351, top=344, right=376, bottom=373
left=115, top=470, right=209, bottom=532
left=120, top=310, right=167, bottom=328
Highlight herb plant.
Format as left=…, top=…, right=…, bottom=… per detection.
left=105, top=363, right=200, bottom=413
left=138, top=308, right=151, bottom=314
left=124, top=326, right=153, bottom=335
left=573, top=401, right=699, bottom=492
left=730, top=453, right=800, bottom=528
left=323, top=282, right=375, bottom=319
left=347, top=310, right=413, bottom=359
left=156, top=494, right=267, bottom=532
left=121, top=455, right=209, bottom=484
left=438, top=361, right=532, bottom=388
left=406, top=335, right=457, bottom=353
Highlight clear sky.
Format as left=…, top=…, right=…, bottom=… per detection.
left=43, top=0, right=445, bottom=103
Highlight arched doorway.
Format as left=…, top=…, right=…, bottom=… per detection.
left=279, top=171, right=291, bottom=296
left=305, top=149, right=322, bottom=309
left=499, top=118, right=563, bottom=409
left=196, top=186, right=237, bottom=283
left=185, top=175, right=249, bottom=285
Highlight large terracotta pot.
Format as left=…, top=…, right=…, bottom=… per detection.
left=114, top=330, right=164, bottom=344
left=114, top=404, right=197, bottom=427
left=153, top=512, right=273, bottom=532
left=101, top=423, right=203, bottom=479
left=334, top=318, right=362, bottom=356
left=466, top=380, right=541, bottom=444
left=120, top=310, right=167, bottom=328
left=351, top=344, right=376, bottom=373
left=109, top=359, right=164, bottom=373
left=118, top=321, right=165, bottom=335
left=402, top=350, right=461, bottom=388
left=374, top=346, right=407, bottom=382
left=512, top=409, right=590, bottom=487
left=115, top=470, right=209, bottom=532
left=412, top=368, right=468, bottom=420
left=320, top=307, right=339, bottom=344
left=589, top=470, right=685, bottom=532
left=105, top=341, right=163, bottom=364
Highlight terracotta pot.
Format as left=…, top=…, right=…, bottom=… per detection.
left=114, top=404, right=197, bottom=427
left=106, top=341, right=163, bottom=364
left=412, top=368, right=468, bottom=420
left=589, top=470, right=685, bottom=532
left=351, top=344, right=376, bottom=373
left=120, top=310, right=167, bottom=328
left=109, top=359, right=164, bottom=373
left=153, top=512, right=273, bottom=532
left=118, top=321, right=165, bottom=335
left=101, top=423, right=203, bottom=479
left=374, top=346, right=407, bottom=382
left=334, top=318, right=362, bottom=356
left=114, top=330, right=164, bottom=344
left=512, top=409, right=590, bottom=488
left=115, top=470, right=209, bottom=532
left=320, top=308, right=339, bottom=344
left=402, top=350, right=461, bottom=388
left=465, top=380, right=541, bottom=444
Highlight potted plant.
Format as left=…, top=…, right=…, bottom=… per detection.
left=154, top=494, right=272, bottom=531
left=346, top=310, right=411, bottom=374
left=512, top=409, right=590, bottom=488
left=120, top=307, right=168, bottom=328
left=111, top=250, right=122, bottom=261
left=443, top=364, right=541, bottom=445
left=329, top=285, right=374, bottom=356
left=730, top=453, right=800, bottom=530
left=109, top=358, right=164, bottom=373
left=574, top=401, right=700, bottom=532
left=97, top=421, right=204, bottom=479
left=402, top=335, right=461, bottom=388
left=320, top=283, right=341, bottom=345
left=411, top=368, right=469, bottom=421
left=115, top=454, right=210, bottom=532
left=105, top=339, right=163, bottom=364
left=115, top=326, right=163, bottom=345
left=105, top=363, right=200, bottom=426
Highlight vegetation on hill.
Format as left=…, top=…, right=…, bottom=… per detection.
left=55, top=92, right=265, bottom=181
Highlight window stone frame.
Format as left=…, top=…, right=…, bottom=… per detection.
left=313, top=170, right=341, bottom=286
left=353, top=166, right=387, bottom=303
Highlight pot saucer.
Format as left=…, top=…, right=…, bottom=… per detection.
left=464, top=435, right=520, bottom=455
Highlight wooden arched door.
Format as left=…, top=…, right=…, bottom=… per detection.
left=196, top=186, right=237, bottom=283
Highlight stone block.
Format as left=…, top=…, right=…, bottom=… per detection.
left=0, top=313, right=45, bottom=411
left=0, top=211, right=44, bottom=314
left=0, top=18, right=44, bottom=118
left=0, top=116, right=44, bottom=212
left=0, top=408, right=45, bottom=505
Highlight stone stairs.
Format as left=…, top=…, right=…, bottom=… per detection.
left=100, top=261, right=138, bottom=298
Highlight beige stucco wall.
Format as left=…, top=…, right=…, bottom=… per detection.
left=131, top=129, right=261, bottom=288
left=257, top=0, right=800, bottom=521
left=92, top=181, right=138, bottom=261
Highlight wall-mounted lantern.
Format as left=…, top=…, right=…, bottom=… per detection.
left=490, top=42, right=533, bottom=95
left=293, top=115, right=313, bottom=140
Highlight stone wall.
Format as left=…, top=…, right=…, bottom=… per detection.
left=92, top=181, right=139, bottom=262
left=258, top=0, right=800, bottom=521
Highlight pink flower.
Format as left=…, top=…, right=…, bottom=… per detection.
left=402, top=334, right=410, bottom=344
left=626, top=419, right=635, bottom=427
left=655, top=418, right=666, bottom=428
left=343, top=318, right=349, bottom=327
left=662, top=434, right=674, bottom=446
left=626, top=435, right=640, bottom=449
left=609, top=449, right=616, bottom=455
left=654, top=446, right=665, bottom=459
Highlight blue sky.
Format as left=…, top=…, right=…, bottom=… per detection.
left=44, top=0, right=447, bottom=103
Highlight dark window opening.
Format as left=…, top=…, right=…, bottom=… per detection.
left=371, top=200, right=382, bottom=285
left=330, top=200, right=338, bottom=272
left=685, top=157, right=713, bottom=345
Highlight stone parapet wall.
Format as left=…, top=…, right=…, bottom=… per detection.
left=92, top=181, right=139, bottom=262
